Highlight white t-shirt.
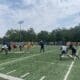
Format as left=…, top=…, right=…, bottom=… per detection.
left=2, top=45, right=8, bottom=49
left=61, top=46, right=67, bottom=51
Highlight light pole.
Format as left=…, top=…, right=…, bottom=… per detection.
left=18, top=20, right=24, bottom=42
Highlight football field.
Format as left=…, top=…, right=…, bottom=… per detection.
left=0, top=46, right=80, bottom=80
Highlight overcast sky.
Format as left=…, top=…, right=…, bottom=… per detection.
left=0, top=0, right=80, bottom=37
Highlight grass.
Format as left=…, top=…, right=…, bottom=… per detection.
left=0, top=45, right=80, bottom=80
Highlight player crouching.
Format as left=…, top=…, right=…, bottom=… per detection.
left=68, top=44, right=79, bottom=60
left=0, top=44, right=8, bottom=55
left=60, top=44, right=68, bottom=60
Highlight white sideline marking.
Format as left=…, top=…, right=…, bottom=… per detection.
left=0, top=68, right=5, bottom=70
left=0, top=54, right=41, bottom=66
left=6, top=70, right=16, bottom=75
left=40, top=76, right=46, bottom=80
left=0, top=73, right=23, bottom=80
left=0, top=50, right=52, bottom=66
left=20, top=72, right=30, bottom=78
left=63, top=61, right=74, bottom=80
left=15, top=51, right=24, bottom=53
left=63, top=48, right=79, bottom=80
left=9, top=51, right=26, bottom=54
left=34, top=60, right=54, bottom=64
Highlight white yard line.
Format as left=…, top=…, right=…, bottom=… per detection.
left=40, top=76, right=46, bottom=80
left=0, top=54, right=41, bottom=66
left=0, top=50, right=53, bottom=66
left=34, top=60, right=55, bottom=64
left=9, top=51, right=26, bottom=54
left=12, top=52, right=25, bottom=53
left=0, top=73, right=23, bottom=80
left=63, top=48, right=80, bottom=80
left=20, top=72, right=30, bottom=78
left=6, top=70, right=16, bottom=75
left=63, top=61, right=74, bottom=80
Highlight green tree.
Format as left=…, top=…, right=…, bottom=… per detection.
left=25, top=28, right=37, bottom=41
left=5, top=29, right=20, bottom=42
left=37, top=31, right=49, bottom=41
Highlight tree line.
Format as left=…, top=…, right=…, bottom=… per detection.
left=0, top=24, right=80, bottom=43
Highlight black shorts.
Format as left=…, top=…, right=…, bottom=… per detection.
left=72, top=49, right=76, bottom=55
left=41, top=46, right=44, bottom=49
left=72, top=51, right=76, bottom=56
left=62, top=51, right=66, bottom=54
